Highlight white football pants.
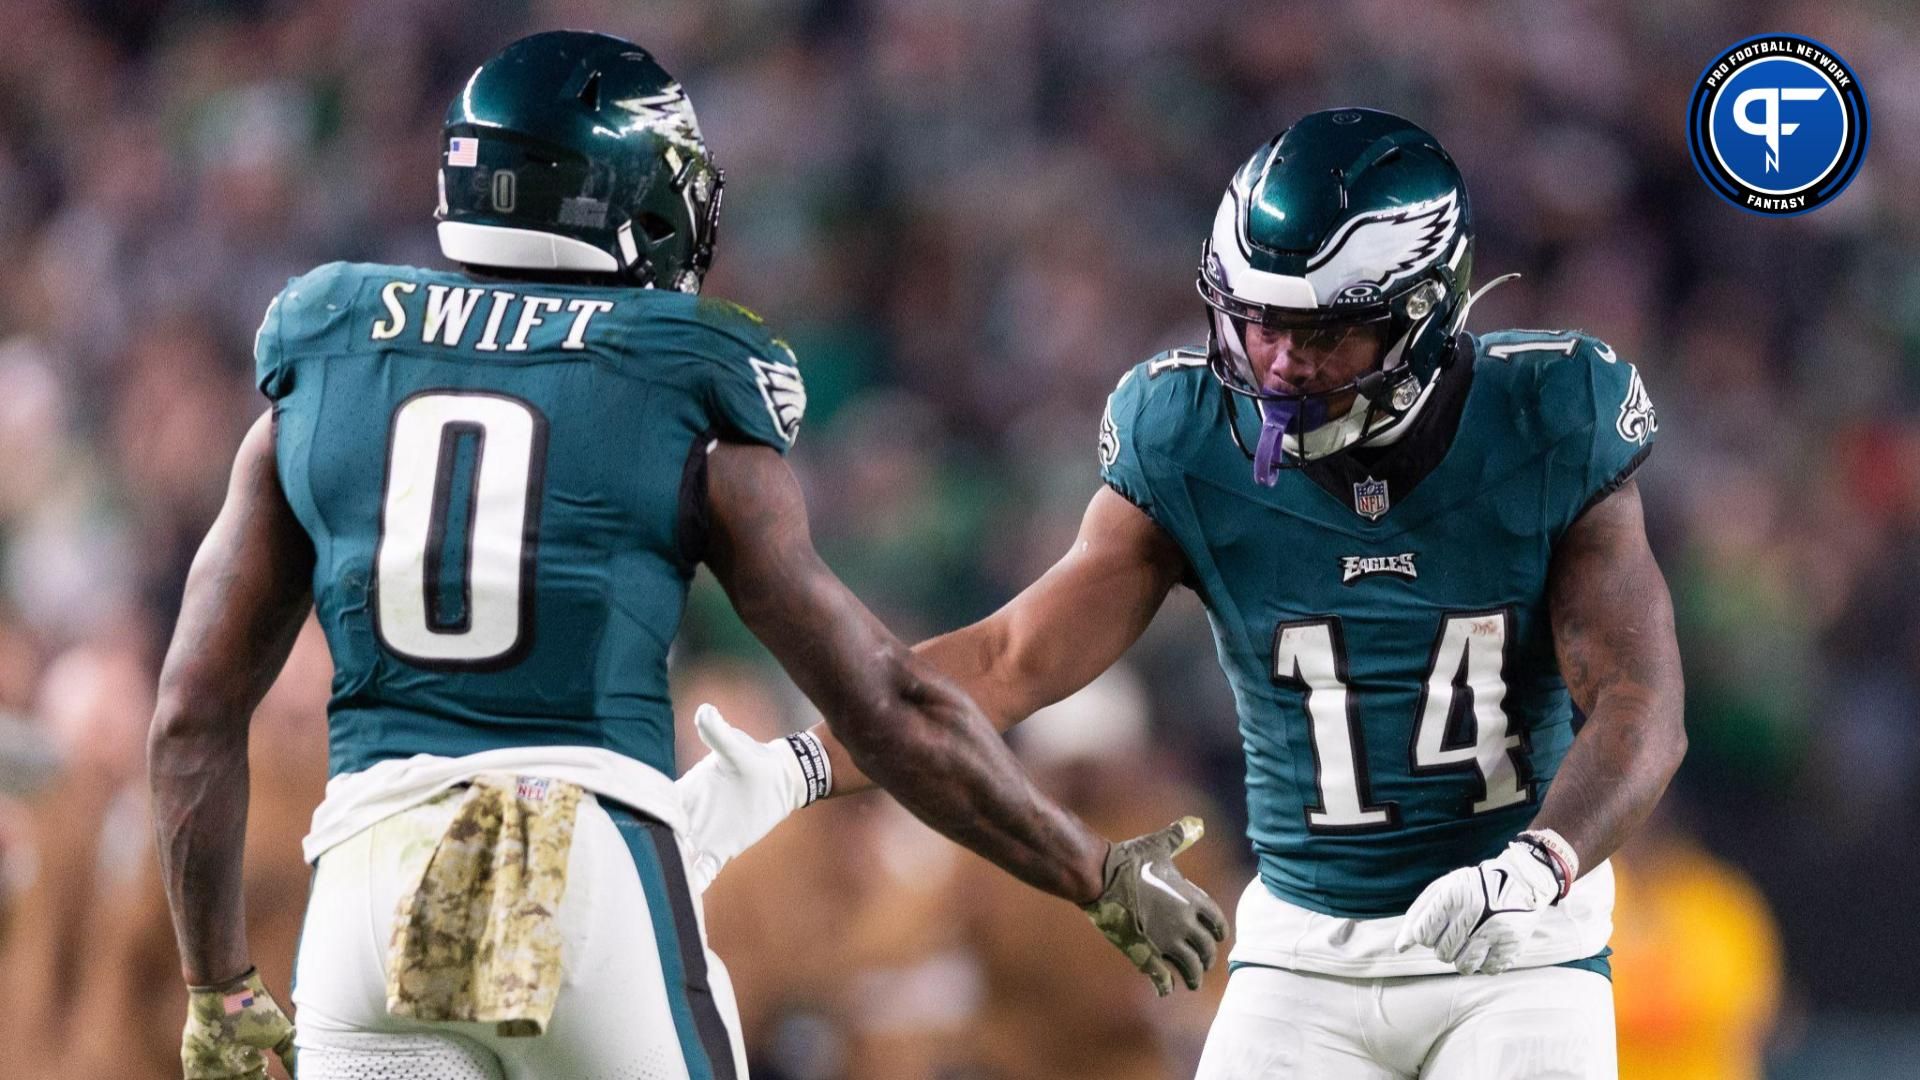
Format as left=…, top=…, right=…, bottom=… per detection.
left=1195, top=962, right=1617, bottom=1079
left=290, top=791, right=749, bottom=1080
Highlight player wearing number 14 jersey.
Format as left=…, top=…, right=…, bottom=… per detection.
left=683, top=110, right=1686, bottom=1078
left=146, top=30, right=1225, bottom=1080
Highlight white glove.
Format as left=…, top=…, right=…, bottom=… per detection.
left=1393, top=830, right=1576, bottom=975
left=675, top=704, right=831, bottom=893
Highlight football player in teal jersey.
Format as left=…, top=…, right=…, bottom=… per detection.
left=686, top=110, right=1685, bottom=1078
left=146, top=31, right=1222, bottom=1080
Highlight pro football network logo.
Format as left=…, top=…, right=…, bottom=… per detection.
left=1687, top=34, right=1868, bottom=216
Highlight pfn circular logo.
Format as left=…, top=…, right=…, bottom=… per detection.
left=1688, top=35, right=1868, bottom=216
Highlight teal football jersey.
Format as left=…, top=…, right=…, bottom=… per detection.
left=257, top=262, right=805, bottom=779
left=1101, top=332, right=1655, bottom=918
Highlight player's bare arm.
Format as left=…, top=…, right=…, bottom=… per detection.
left=149, top=412, right=313, bottom=986
left=1398, top=475, right=1686, bottom=976
left=1532, top=476, right=1687, bottom=870
left=703, top=439, right=1116, bottom=902
left=699, top=458, right=1222, bottom=992
left=819, top=485, right=1187, bottom=795
left=148, top=411, right=308, bottom=1075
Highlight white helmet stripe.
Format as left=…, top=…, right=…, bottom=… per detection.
left=1212, top=189, right=1460, bottom=311
left=1212, top=195, right=1318, bottom=307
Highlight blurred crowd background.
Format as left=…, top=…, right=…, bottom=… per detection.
left=0, top=0, right=1915, bottom=1076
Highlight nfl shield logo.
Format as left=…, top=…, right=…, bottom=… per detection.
left=1353, top=477, right=1390, bottom=520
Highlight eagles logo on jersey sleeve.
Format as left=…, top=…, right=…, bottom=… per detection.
left=683, top=298, right=806, bottom=452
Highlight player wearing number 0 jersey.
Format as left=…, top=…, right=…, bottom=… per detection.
left=146, top=30, right=1224, bottom=1080
left=255, top=263, right=799, bottom=781
left=681, top=110, right=1685, bottom=1079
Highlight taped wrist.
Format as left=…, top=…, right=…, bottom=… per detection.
left=784, top=730, right=832, bottom=805
left=1515, top=829, right=1579, bottom=903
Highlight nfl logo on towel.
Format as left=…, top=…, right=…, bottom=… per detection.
left=447, top=137, right=479, bottom=167
left=1353, top=477, right=1390, bottom=520
left=516, top=776, right=552, bottom=802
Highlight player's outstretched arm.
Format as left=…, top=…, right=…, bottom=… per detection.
left=148, top=412, right=309, bottom=1076
left=703, top=441, right=1113, bottom=902
left=698, top=461, right=1222, bottom=992
left=676, top=485, right=1181, bottom=869
left=820, top=485, right=1186, bottom=796
left=1397, top=478, right=1685, bottom=975
left=1533, top=477, right=1687, bottom=868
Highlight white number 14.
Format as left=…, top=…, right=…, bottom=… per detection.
left=1273, top=612, right=1531, bottom=834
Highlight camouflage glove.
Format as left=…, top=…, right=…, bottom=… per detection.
left=182, top=968, right=297, bottom=1080
left=1083, top=816, right=1228, bottom=996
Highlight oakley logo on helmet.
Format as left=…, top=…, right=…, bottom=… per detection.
left=1688, top=34, right=1868, bottom=215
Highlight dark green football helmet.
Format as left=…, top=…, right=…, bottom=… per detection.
left=1198, top=109, right=1490, bottom=483
left=437, top=30, right=723, bottom=292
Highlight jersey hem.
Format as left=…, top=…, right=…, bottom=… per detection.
left=1227, top=945, right=1613, bottom=981
left=303, top=744, right=684, bottom=863
left=1228, top=866, right=1615, bottom=979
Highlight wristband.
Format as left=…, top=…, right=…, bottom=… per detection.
left=1516, top=829, right=1578, bottom=904
left=186, top=966, right=259, bottom=995
left=784, top=731, right=832, bottom=805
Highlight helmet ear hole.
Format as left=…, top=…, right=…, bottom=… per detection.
left=637, top=213, right=676, bottom=243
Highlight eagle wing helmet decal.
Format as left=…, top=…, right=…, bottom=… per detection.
left=1304, top=190, right=1461, bottom=300
left=610, top=81, right=706, bottom=150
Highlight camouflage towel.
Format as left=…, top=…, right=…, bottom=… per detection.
left=386, top=773, right=584, bottom=1037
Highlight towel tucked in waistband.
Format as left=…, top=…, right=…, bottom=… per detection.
left=386, top=773, right=583, bottom=1037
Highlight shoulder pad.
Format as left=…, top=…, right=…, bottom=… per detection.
left=1100, top=347, right=1209, bottom=510
left=254, top=261, right=366, bottom=399
left=692, top=296, right=778, bottom=344
left=1142, top=346, right=1211, bottom=381
left=1477, top=329, right=1655, bottom=516
left=673, top=294, right=805, bottom=450
left=277, top=261, right=372, bottom=325
left=1477, top=330, right=1652, bottom=441
left=1103, top=347, right=1208, bottom=447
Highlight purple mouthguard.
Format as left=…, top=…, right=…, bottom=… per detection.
left=1252, top=395, right=1328, bottom=486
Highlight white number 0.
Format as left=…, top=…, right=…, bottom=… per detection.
left=374, top=392, right=544, bottom=667
left=1274, top=612, right=1531, bottom=834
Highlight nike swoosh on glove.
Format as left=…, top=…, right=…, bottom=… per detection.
left=181, top=968, right=296, bottom=1080
left=1083, top=816, right=1229, bottom=996
left=1393, top=833, right=1571, bottom=975
left=674, top=704, right=830, bottom=893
